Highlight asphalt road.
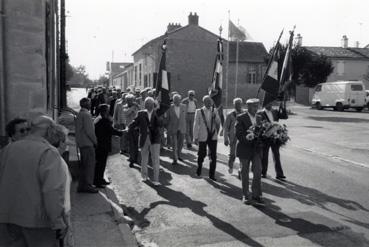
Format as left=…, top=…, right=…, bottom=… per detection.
left=67, top=89, right=369, bottom=246
left=105, top=105, right=369, bottom=247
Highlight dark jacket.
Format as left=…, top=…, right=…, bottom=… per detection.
left=128, top=110, right=163, bottom=148
left=235, top=111, right=262, bottom=159
left=94, top=117, right=122, bottom=152
left=259, top=109, right=280, bottom=123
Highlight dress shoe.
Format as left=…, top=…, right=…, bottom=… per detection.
left=209, top=176, right=217, bottom=181
left=172, top=161, right=178, bottom=166
left=242, top=196, right=253, bottom=205
left=129, top=162, right=134, bottom=168
left=276, top=175, right=286, bottom=181
left=228, top=167, right=233, bottom=174
left=178, top=157, right=184, bottom=162
left=196, top=168, right=201, bottom=177
left=77, top=186, right=98, bottom=193
left=261, top=174, right=267, bottom=178
left=152, top=181, right=160, bottom=186
left=187, top=144, right=192, bottom=149
left=253, top=197, right=265, bottom=206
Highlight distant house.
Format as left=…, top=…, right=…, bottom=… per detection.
left=107, top=62, right=132, bottom=86
left=227, top=41, right=268, bottom=102
left=112, top=63, right=134, bottom=90
left=296, top=35, right=369, bottom=105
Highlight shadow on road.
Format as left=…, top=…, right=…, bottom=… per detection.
left=254, top=199, right=369, bottom=247
left=262, top=180, right=369, bottom=213
left=124, top=185, right=263, bottom=246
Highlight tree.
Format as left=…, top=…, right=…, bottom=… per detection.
left=93, top=75, right=109, bottom=87
left=268, top=45, right=334, bottom=88
left=67, top=65, right=93, bottom=87
left=291, top=46, right=334, bottom=88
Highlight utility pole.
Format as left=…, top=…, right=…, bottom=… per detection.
left=60, top=0, right=67, bottom=109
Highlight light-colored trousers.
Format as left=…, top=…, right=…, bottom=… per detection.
left=239, top=151, right=262, bottom=199
left=170, top=130, right=184, bottom=161
left=141, top=137, right=160, bottom=182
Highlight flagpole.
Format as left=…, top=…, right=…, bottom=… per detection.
left=235, top=39, right=239, bottom=98
left=225, top=10, right=230, bottom=108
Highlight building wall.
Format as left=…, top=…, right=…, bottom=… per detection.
left=327, top=59, right=369, bottom=88
left=0, top=0, right=59, bottom=137
left=226, top=62, right=266, bottom=105
left=166, top=26, right=221, bottom=103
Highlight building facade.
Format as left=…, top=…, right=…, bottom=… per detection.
left=112, top=63, right=133, bottom=90
left=0, top=0, right=60, bottom=143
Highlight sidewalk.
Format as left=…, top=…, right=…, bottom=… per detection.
left=66, top=132, right=137, bottom=247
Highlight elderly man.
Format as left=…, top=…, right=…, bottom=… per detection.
left=75, top=98, right=98, bottom=193
left=129, top=97, right=163, bottom=186
left=167, top=94, right=187, bottom=165
left=224, top=98, right=244, bottom=174
left=5, top=117, right=30, bottom=142
left=0, top=115, right=70, bottom=247
left=235, top=98, right=264, bottom=205
left=182, top=90, right=198, bottom=148
left=193, top=95, right=221, bottom=181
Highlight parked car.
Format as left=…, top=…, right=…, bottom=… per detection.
left=311, top=81, right=366, bottom=111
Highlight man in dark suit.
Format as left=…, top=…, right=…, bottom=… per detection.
left=235, top=98, right=264, bottom=205
left=259, top=102, right=287, bottom=180
left=94, top=104, right=123, bottom=188
left=129, top=97, right=164, bottom=186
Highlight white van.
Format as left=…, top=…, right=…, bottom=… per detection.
left=311, top=81, right=366, bottom=111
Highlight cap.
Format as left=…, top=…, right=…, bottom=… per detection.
left=246, top=98, right=260, bottom=104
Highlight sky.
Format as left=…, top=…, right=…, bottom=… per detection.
left=66, top=0, right=369, bottom=80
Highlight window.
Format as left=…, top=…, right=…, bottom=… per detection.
left=247, top=65, right=257, bottom=84
left=139, top=64, right=142, bottom=86
left=134, top=66, right=137, bottom=84
left=351, top=84, right=363, bottom=91
left=337, top=61, right=344, bottom=76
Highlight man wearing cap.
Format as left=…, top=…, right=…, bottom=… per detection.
left=182, top=90, right=198, bottom=148
left=259, top=102, right=287, bottom=180
left=235, top=98, right=264, bottom=205
left=75, top=98, right=98, bottom=193
left=193, top=95, right=221, bottom=181
left=0, top=115, right=69, bottom=246
left=224, top=98, right=244, bottom=174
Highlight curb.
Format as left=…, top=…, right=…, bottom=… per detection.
left=104, top=186, right=138, bottom=247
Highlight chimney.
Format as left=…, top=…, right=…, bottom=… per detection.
left=341, top=35, right=348, bottom=48
left=355, top=41, right=360, bottom=48
left=188, top=12, right=199, bottom=26
left=167, top=22, right=182, bottom=33
left=296, top=33, right=303, bottom=46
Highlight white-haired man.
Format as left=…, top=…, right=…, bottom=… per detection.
left=193, top=95, right=221, bottom=180
left=167, top=94, right=187, bottom=165
left=182, top=90, right=198, bottom=148
left=129, top=97, right=163, bottom=185
left=224, top=97, right=244, bottom=174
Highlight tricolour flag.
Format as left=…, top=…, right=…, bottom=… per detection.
left=155, top=39, right=171, bottom=116
left=280, top=28, right=295, bottom=93
left=261, top=29, right=284, bottom=106
left=209, top=38, right=223, bottom=108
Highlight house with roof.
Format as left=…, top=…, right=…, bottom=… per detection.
left=295, top=35, right=369, bottom=105
left=131, top=12, right=269, bottom=106
left=112, top=63, right=133, bottom=90
left=227, top=41, right=268, bottom=103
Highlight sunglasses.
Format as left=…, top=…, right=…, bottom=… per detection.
left=18, top=128, right=30, bottom=134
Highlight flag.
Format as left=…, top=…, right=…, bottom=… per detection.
left=209, top=38, right=223, bottom=108
left=155, top=39, right=171, bottom=116
left=261, top=29, right=284, bottom=106
left=229, top=20, right=246, bottom=41
left=280, top=28, right=295, bottom=93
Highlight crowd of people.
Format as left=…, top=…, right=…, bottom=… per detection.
left=82, top=85, right=288, bottom=204
left=0, top=85, right=288, bottom=246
